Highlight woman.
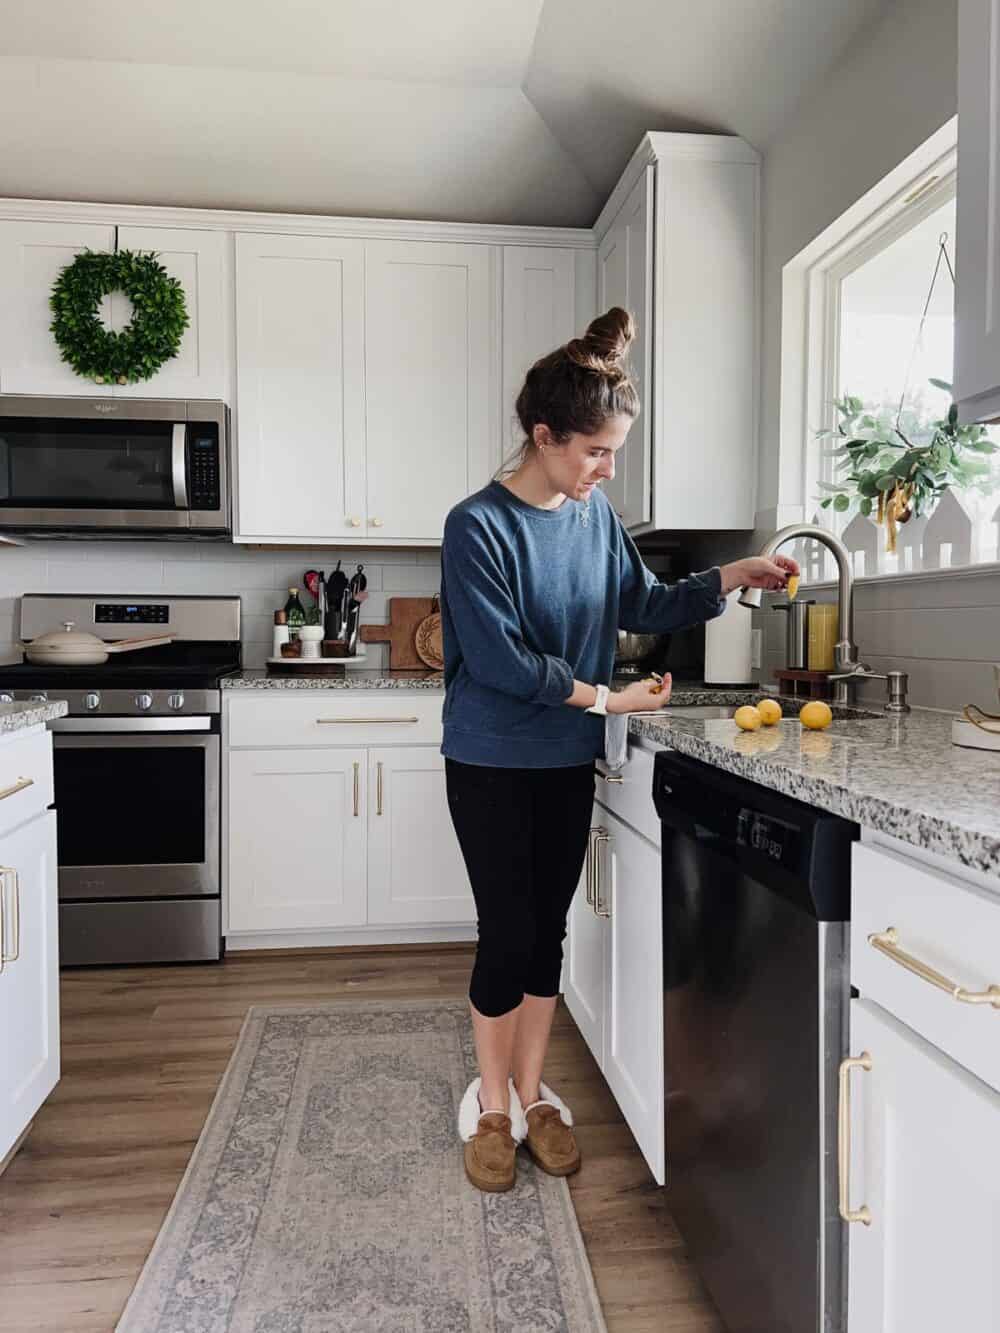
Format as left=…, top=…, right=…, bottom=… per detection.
left=441, top=307, right=798, bottom=1193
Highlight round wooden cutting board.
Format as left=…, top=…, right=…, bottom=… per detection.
left=414, top=610, right=444, bottom=669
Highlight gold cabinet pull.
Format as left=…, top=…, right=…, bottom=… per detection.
left=598, top=770, right=624, bottom=785
left=376, top=761, right=384, bottom=816
left=593, top=831, right=612, bottom=919
left=585, top=826, right=601, bottom=907
left=869, top=927, right=1000, bottom=1008
left=0, top=776, right=33, bottom=802
left=352, top=762, right=360, bottom=818
left=0, top=867, right=19, bottom=964
left=317, top=717, right=419, bottom=725
left=838, top=1052, right=873, bottom=1225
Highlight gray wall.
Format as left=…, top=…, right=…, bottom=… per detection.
left=729, top=0, right=1000, bottom=713
left=0, top=542, right=441, bottom=671
left=755, top=570, right=1000, bottom=712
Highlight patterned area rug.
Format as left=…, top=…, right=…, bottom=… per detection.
left=117, top=998, right=607, bottom=1332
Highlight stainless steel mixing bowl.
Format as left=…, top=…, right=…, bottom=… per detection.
left=615, top=630, right=663, bottom=674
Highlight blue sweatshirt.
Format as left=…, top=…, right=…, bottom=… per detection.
left=440, top=480, right=727, bottom=768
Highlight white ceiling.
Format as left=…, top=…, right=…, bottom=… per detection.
left=0, top=0, right=892, bottom=226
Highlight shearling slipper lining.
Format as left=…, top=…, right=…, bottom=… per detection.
left=523, top=1080, right=574, bottom=1126
left=458, top=1077, right=527, bottom=1142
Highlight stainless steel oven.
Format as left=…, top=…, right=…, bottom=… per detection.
left=0, top=396, right=229, bottom=536
left=52, top=709, right=222, bottom=965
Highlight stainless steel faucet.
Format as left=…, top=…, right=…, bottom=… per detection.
left=737, top=523, right=910, bottom=712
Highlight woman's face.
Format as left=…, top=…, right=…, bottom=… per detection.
left=535, top=414, right=632, bottom=502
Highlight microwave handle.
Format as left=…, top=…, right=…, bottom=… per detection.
left=172, top=423, right=188, bottom=509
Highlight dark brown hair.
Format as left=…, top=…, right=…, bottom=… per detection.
left=506, top=307, right=639, bottom=470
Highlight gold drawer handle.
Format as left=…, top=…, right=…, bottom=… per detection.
left=317, top=717, right=420, bottom=725
left=838, top=1052, right=872, bottom=1225
left=598, top=770, right=624, bottom=785
left=0, top=776, right=33, bottom=802
left=592, top=831, right=612, bottom=919
left=0, top=866, right=20, bottom=967
left=585, top=826, right=602, bottom=906
left=869, top=927, right=1000, bottom=1008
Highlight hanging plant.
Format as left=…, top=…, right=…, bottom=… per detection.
left=49, top=249, right=189, bottom=385
left=815, top=232, right=997, bottom=553
left=816, top=387, right=996, bottom=553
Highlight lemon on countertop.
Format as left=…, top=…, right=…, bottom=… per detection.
left=756, top=698, right=783, bottom=725
left=799, top=700, right=833, bottom=730
left=734, top=705, right=763, bottom=731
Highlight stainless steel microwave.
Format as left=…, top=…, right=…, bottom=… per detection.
left=0, top=396, right=230, bottom=537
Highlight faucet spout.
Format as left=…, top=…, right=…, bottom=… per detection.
left=739, top=523, right=862, bottom=692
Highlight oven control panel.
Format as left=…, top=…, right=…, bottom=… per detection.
left=94, top=603, right=170, bottom=625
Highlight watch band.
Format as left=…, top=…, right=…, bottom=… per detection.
left=586, top=683, right=611, bottom=717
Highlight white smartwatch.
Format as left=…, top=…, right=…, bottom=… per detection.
left=586, top=684, right=611, bottom=716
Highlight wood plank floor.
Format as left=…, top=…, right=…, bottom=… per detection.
left=0, top=946, right=724, bottom=1332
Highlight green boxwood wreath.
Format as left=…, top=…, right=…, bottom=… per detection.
left=49, top=249, right=189, bottom=385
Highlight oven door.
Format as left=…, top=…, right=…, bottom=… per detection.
left=52, top=724, right=219, bottom=901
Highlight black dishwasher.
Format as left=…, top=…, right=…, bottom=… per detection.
left=653, top=750, right=858, bottom=1333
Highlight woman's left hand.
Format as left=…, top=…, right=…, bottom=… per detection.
left=719, top=554, right=800, bottom=595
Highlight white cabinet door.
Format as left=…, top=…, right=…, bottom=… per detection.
left=227, top=749, right=367, bottom=931
left=955, top=0, right=1000, bottom=422
left=364, top=240, right=492, bottom=540
left=600, top=808, right=664, bottom=1183
left=0, top=220, right=116, bottom=396
left=0, top=811, right=59, bottom=1163
left=366, top=747, right=475, bottom=925
left=501, top=247, right=577, bottom=463
left=597, top=166, right=653, bottom=529
left=847, top=998, right=1000, bottom=1333
left=562, top=826, right=607, bottom=1070
left=112, top=226, right=229, bottom=401
left=235, top=233, right=366, bottom=542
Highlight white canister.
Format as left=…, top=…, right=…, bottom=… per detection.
left=272, top=611, right=290, bottom=658
left=704, top=591, right=755, bottom=685
left=299, top=625, right=324, bottom=659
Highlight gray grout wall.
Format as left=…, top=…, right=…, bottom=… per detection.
left=753, top=566, right=1000, bottom=712
left=0, top=542, right=442, bottom=670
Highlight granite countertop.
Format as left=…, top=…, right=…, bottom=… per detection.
left=223, top=668, right=446, bottom=690
left=629, top=704, right=1000, bottom=878
left=0, top=699, right=69, bottom=733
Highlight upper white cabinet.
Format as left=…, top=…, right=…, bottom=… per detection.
left=594, top=133, right=760, bottom=532
left=501, top=246, right=580, bottom=465
left=0, top=220, right=115, bottom=396
left=235, top=233, right=366, bottom=543
left=955, top=0, right=1000, bottom=423
left=0, top=219, right=228, bottom=400
left=111, top=226, right=229, bottom=401
left=598, top=168, right=654, bottom=527
left=364, top=241, right=492, bottom=541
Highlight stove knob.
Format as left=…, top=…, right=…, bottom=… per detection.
left=0, top=692, right=13, bottom=704
left=84, top=691, right=101, bottom=711
left=134, top=692, right=154, bottom=712
left=29, top=692, right=48, bottom=703
left=167, top=692, right=185, bottom=712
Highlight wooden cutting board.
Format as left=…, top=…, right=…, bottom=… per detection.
left=360, top=597, right=436, bottom=669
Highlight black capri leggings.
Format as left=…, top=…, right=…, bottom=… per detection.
left=445, top=758, right=596, bottom=1018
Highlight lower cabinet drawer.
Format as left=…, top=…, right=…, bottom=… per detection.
left=595, top=742, right=659, bottom=845
left=227, top=692, right=444, bottom=748
left=852, top=841, right=1000, bottom=1094
left=0, top=730, right=54, bottom=839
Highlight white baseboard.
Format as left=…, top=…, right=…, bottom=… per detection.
left=225, top=923, right=477, bottom=952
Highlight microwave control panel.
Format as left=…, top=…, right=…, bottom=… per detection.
left=189, top=428, right=221, bottom=510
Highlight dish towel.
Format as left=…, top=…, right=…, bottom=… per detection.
left=604, top=712, right=665, bottom=771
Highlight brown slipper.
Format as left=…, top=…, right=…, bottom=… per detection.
left=523, top=1084, right=581, bottom=1176
left=458, top=1077, right=528, bottom=1193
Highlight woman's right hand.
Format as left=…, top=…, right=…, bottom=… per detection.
left=607, top=674, right=672, bottom=714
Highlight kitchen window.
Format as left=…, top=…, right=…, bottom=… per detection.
left=780, top=120, right=1000, bottom=584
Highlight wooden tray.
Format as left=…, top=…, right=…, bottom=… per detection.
left=772, top=668, right=834, bottom=700
left=359, top=597, right=435, bottom=669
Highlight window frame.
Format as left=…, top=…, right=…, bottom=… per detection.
left=776, top=117, right=1000, bottom=586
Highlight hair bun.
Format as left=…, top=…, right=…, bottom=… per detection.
left=565, top=307, right=635, bottom=377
